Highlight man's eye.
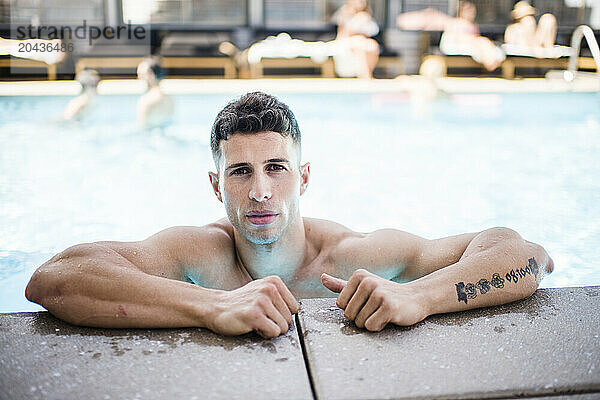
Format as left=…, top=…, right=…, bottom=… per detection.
left=267, top=164, right=285, bottom=171
left=231, top=168, right=250, bottom=175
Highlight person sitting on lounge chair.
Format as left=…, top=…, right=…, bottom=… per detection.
left=504, top=1, right=557, bottom=50
left=330, top=0, right=380, bottom=79
left=137, top=57, right=173, bottom=130
left=397, top=1, right=505, bottom=71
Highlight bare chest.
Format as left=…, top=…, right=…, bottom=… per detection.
left=186, top=250, right=339, bottom=299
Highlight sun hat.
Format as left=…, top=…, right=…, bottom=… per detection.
left=511, top=1, right=536, bottom=20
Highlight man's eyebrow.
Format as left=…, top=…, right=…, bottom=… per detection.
left=266, top=158, right=290, bottom=164
left=225, top=162, right=250, bottom=171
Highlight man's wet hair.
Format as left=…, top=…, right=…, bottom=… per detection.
left=210, top=92, right=301, bottom=170
left=76, top=68, right=100, bottom=90
left=148, top=58, right=165, bottom=81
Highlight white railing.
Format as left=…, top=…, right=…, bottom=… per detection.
left=567, top=25, right=600, bottom=79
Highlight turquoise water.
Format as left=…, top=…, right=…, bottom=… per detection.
left=1, top=91, right=599, bottom=312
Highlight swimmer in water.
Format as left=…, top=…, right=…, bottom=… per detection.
left=136, top=56, right=174, bottom=130
left=27, top=92, right=554, bottom=338
left=63, top=69, right=100, bottom=121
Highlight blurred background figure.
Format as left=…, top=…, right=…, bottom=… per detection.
left=504, top=1, right=557, bottom=49
left=330, top=0, right=380, bottom=79
left=414, top=56, right=446, bottom=100
left=137, top=56, right=174, bottom=130
left=63, top=69, right=100, bottom=121
left=397, top=1, right=504, bottom=71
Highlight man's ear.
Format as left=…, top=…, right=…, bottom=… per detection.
left=299, top=162, right=310, bottom=195
left=208, top=171, right=223, bottom=202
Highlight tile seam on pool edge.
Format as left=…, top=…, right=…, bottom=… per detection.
left=296, top=308, right=319, bottom=400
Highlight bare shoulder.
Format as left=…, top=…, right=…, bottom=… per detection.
left=95, top=219, right=236, bottom=280
left=304, top=218, right=429, bottom=280
left=303, top=217, right=371, bottom=270
left=303, top=217, right=360, bottom=250
left=142, top=218, right=236, bottom=264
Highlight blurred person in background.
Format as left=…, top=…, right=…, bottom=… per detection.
left=330, top=0, right=380, bottom=79
left=504, top=1, right=557, bottom=49
left=137, top=56, right=174, bottom=130
left=397, top=1, right=505, bottom=71
left=63, top=69, right=100, bottom=121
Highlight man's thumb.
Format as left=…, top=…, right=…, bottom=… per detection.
left=321, top=273, right=347, bottom=293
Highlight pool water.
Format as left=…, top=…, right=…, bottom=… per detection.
left=1, top=91, right=599, bottom=312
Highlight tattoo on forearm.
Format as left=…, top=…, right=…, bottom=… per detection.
left=455, top=257, right=540, bottom=304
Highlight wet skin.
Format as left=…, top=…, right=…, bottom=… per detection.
left=26, top=131, right=553, bottom=338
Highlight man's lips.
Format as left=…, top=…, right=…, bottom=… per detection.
left=246, top=211, right=278, bottom=225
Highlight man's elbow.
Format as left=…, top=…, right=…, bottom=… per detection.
left=26, top=267, right=49, bottom=305
left=529, top=242, right=554, bottom=277
left=483, top=226, right=554, bottom=276
left=24, top=244, right=87, bottom=306
left=25, top=262, right=64, bottom=306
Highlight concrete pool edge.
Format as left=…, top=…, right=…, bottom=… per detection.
left=0, top=76, right=598, bottom=96
left=1, top=286, right=599, bottom=400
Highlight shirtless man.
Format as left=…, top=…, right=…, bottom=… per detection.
left=63, top=69, right=100, bottom=121
left=26, top=92, right=554, bottom=338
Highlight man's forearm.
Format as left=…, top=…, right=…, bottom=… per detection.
left=26, top=243, right=219, bottom=328
left=407, top=228, right=553, bottom=317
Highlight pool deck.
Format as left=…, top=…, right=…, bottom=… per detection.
left=0, top=76, right=598, bottom=96
left=1, top=286, right=599, bottom=400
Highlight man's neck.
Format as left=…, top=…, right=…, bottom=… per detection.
left=233, top=217, right=307, bottom=283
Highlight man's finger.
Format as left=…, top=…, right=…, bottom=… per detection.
left=364, top=307, right=390, bottom=332
left=254, top=315, right=284, bottom=338
left=274, top=279, right=300, bottom=314
left=354, top=294, right=381, bottom=328
left=271, top=288, right=293, bottom=325
left=336, top=273, right=362, bottom=309
left=264, top=301, right=289, bottom=335
left=320, top=273, right=347, bottom=293
left=344, top=280, right=373, bottom=320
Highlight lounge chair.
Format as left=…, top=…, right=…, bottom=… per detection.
left=0, top=56, right=57, bottom=80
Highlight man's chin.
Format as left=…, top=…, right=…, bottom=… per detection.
left=242, top=224, right=282, bottom=245
left=247, top=236, right=279, bottom=245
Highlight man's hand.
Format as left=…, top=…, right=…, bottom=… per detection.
left=205, top=275, right=300, bottom=339
left=321, top=269, right=429, bottom=331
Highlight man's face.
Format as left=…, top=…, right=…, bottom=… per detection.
left=209, top=131, right=309, bottom=245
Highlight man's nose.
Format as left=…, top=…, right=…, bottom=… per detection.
left=249, top=172, right=272, bottom=202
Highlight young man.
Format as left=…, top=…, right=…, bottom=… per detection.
left=26, top=92, right=554, bottom=338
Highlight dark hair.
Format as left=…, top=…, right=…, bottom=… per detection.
left=210, top=92, right=301, bottom=169
left=149, top=60, right=165, bottom=81
left=140, top=56, right=165, bottom=81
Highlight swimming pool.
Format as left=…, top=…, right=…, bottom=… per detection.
left=1, top=89, right=599, bottom=312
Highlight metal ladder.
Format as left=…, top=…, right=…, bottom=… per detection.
left=561, top=25, right=600, bottom=82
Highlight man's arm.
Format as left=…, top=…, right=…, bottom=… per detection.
left=322, top=227, right=553, bottom=331
left=25, top=225, right=298, bottom=337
